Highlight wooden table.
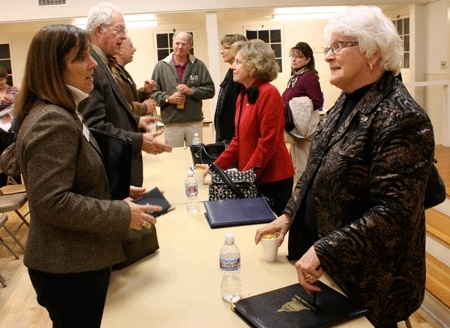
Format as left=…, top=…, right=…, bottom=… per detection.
left=101, top=148, right=372, bottom=327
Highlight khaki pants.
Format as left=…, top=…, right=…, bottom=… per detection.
left=163, top=122, right=203, bottom=148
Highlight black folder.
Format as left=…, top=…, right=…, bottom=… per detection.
left=90, top=128, right=132, bottom=200
left=133, top=187, right=173, bottom=217
left=233, top=281, right=369, bottom=328
left=203, top=197, right=276, bottom=228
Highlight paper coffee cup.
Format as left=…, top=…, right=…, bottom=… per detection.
left=260, top=233, right=279, bottom=262
left=148, top=122, right=157, bottom=133
left=194, top=168, right=205, bottom=185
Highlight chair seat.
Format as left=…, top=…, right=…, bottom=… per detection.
left=0, top=184, right=26, bottom=195
left=0, top=193, right=28, bottom=212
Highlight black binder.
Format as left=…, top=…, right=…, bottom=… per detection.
left=203, top=197, right=276, bottom=228
left=90, top=128, right=132, bottom=200
left=233, top=281, right=369, bottom=328
left=133, top=187, right=173, bottom=217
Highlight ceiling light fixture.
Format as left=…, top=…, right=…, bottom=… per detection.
left=272, top=6, right=346, bottom=21
left=72, top=14, right=157, bottom=29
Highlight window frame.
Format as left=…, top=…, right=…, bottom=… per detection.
left=244, top=26, right=284, bottom=73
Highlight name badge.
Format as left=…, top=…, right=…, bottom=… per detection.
left=82, top=124, right=90, bottom=142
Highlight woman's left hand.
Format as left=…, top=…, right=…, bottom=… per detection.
left=295, top=246, right=323, bottom=294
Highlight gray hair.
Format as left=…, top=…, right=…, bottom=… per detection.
left=232, top=39, right=279, bottom=82
left=324, top=6, right=403, bottom=75
left=86, top=2, right=122, bottom=34
left=172, top=31, right=193, bottom=46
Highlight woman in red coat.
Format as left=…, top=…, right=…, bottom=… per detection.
left=213, top=39, right=295, bottom=215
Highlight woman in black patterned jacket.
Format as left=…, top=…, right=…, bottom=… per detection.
left=255, top=6, right=434, bottom=327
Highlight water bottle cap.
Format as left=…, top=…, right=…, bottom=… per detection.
left=187, top=170, right=194, bottom=176
left=224, top=233, right=234, bottom=244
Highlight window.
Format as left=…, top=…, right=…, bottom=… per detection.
left=0, top=44, right=13, bottom=85
left=392, top=17, right=410, bottom=69
left=155, top=32, right=194, bottom=61
left=245, top=28, right=283, bottom=72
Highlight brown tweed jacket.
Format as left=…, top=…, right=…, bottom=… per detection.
left=17, top=103, right=130, bottom=273
left=285, top=73, right=434, bottom=327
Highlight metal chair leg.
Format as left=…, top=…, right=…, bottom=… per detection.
left=405, top=318, right=412, bottom=328
left=2, top=223, right=26, bottom=251
left=0, top=273, right=7, bottom=287
left=0, top=235, right=20, bottom=259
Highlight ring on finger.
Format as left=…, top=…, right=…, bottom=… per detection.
left=142, top=221, right=147, bottom=228
left=305, top=273, right=315, bottom=283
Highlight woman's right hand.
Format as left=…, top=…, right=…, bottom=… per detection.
left=125, top=199, right=162, bottom=230
left=255, top=213, right=292, bottom=247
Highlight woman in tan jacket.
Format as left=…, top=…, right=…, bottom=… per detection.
left=15, top=24, right=161, bottom=328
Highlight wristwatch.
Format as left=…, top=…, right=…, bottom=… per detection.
left=165, top=96, right=169, bottom=103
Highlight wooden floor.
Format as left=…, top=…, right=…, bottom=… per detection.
left=1, top=146, right=449, bottom=328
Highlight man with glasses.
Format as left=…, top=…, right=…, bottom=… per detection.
left=151, top=31, right=215, bottom=148
left=79, top=2, right=172, bottom=188
left=112, top=36, right=157, bottom=117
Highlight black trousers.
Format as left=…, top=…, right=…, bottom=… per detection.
left=257, top=176, right=294, bottom=216
left=28, top=267, right=111, bottom=328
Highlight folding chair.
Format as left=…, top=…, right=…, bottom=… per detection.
left=0, top=192, right=29, bottom=232
left=0, top=212, right=25, bottom=259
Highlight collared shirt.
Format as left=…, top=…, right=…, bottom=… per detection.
left=173, top=56, right=187, bottom=83
left=65, top=84, right=89, bottom=107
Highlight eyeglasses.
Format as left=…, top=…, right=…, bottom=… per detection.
left=323, top=41, right=359, bottom=56
left=289, top=54, right=305, bottom=59
left=112, top=26, right=128, bottom=36
left=102, top=24, right=128, bottom=36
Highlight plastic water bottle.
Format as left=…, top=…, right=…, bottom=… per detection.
left=185, top=170, right=199, bottom=213
left=192, top=133, right=201, bottom=146
left=220, top=233, right=242, bottom=303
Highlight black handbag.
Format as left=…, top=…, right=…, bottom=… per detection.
left=112, top=188, right=171, bottom=270
left=190, top=141, right=228, bottom=165
left=112, top=224, right=159, bottom=270
left=0, top=140, right=20, bottom=177
left=424, top=160, right=446, bottom=209
left=208, top=162, right=258, bottom=200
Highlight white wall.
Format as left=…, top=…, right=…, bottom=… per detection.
left=1, top=2, right=449, bottom=144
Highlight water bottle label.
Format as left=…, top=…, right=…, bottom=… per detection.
left=185, top=185, right=198, bottom=194
left=220, top=258, right=240, bottom=271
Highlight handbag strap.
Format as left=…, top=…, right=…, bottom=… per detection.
left=200, top=141, right=228, bottom=160
left=209, top=162, right=245, bottom=198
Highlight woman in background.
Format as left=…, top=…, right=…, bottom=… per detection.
left=15, top=24, right=160, bottom=328
left=283, top=42, right=323, bottom=181
left=0, top=65, right=21, bottom=186
left=214, top=33, right=247, bottom=142
left=0, top=65, right=19, bottom=111
left=256, top=6, right=434, bottom=327
left=206, top=39, right=295, bottom=215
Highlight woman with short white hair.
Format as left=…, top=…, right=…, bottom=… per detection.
left=256, top=6, right=434, bottom=327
